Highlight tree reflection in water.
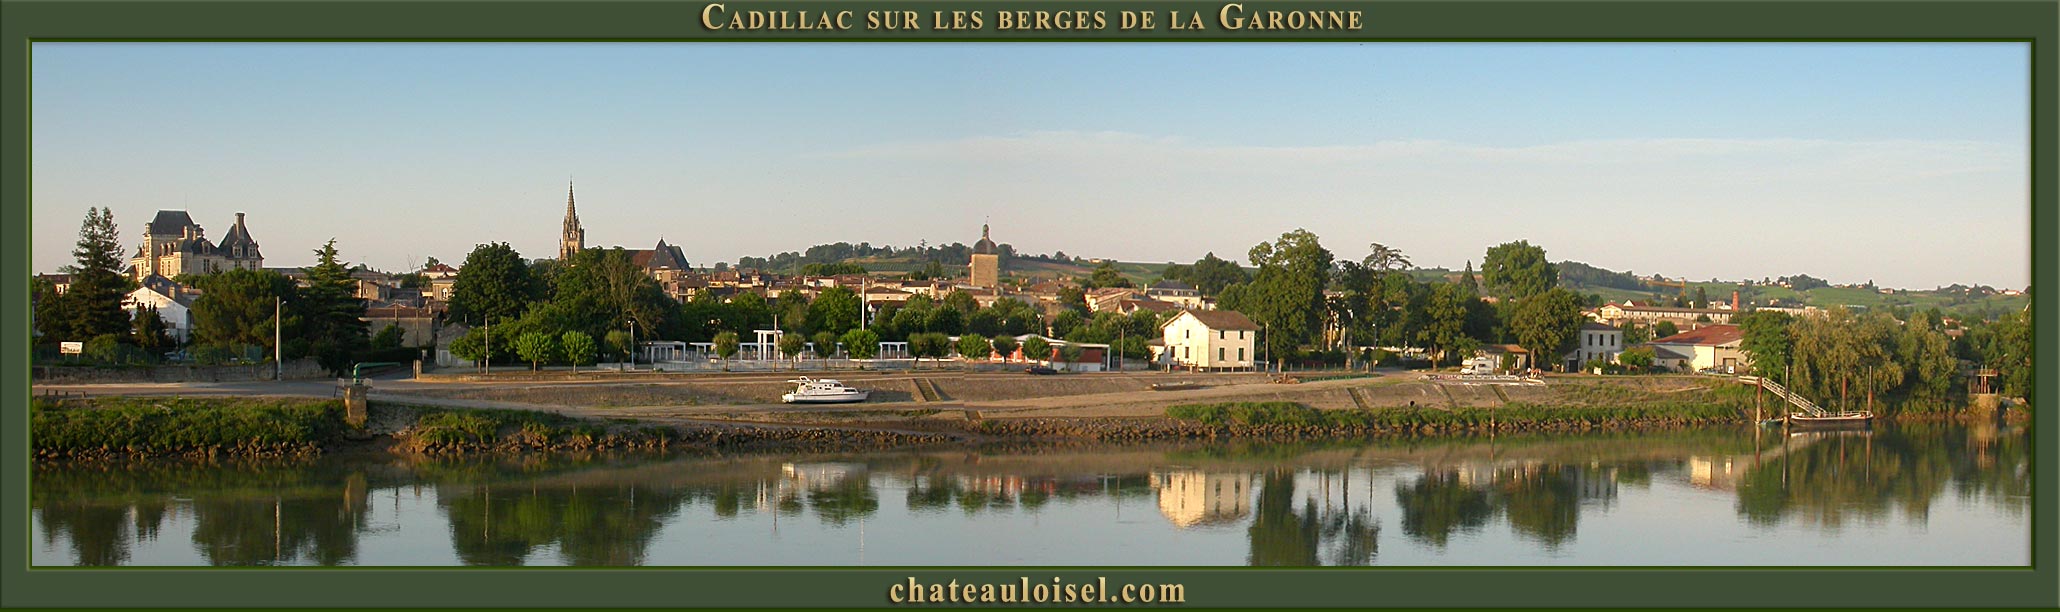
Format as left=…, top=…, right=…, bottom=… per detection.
left=1395, top=471, right=1496, bottom=548
left=1244, top=469, right=1382, bottom=566
left=28, top=425, right=2028, bottom=566
left=1736, top=425, right=2031, bottom=529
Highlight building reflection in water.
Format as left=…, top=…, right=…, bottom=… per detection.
left=1149, top=470, right=1253, bottom=529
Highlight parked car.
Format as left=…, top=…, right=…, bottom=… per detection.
left=1025, top=366, right=1058, bottom=375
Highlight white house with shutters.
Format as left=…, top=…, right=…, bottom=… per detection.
left=1564, top=321, right=1624, bottom=371
left=1157, top=309, right=1258, bottom=371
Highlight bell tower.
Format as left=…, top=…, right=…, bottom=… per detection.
left=560, top=180, right=585, bottom=260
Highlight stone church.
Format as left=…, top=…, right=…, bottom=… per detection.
left=129, top=210, right=263, bottom=282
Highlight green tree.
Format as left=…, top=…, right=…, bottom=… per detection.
left=1418, top=283, right=1478, bottom=367
left=542, top=248, right=675, bottom=342
left=1736, top=311, right=1794, bottom=378
left=1510, top=288, right=1585, bottom=371
left=296, top=240, right=371, bottom=374
left=371, top=324, right=405, bottom=350
left=1222, top=229, right=1333, bottom=359
left=1897, top=317, right=1955, bottom=403
left=807, top=286, right=862, bottom=335
left=712, top=331, right=741, bottom=370
left=1653, top=320, right=1679, bottom=340
left=941, top=290, right=979, bottom=315
left=722, top=291, right=774, bottom=337
left=1621, top=321, right=1652, bottom=346
left=1057, top=344, right=1085, bottom=364
left=923, top=304, right=965, bottom=335
left=1480, top=240, right=1557, bottom=300
left=775, top=289, right=810, bottom=333
left=1056, top=287, right=1089, bottom=314
left=130, top=305, right=176, bottom=355
left=604, top=329, right=634, bottom=365
left=514, top=331, right=557, bottom=372
left=1021, top=336, right=1052, bottom=363
left=956, top=334, right=991, bottom=361
left=448, top=242, right=539, bottom=324
left=990, top=335, right=1019, bottom=361
left=1172, top=252, right=1251, bottom=296
left=449, top=327, right=496, bottom=364
left=839, top=328, right=880, bottom=360
left=561, top=331, right=597, bottom=373
left=908, top=332, right=952, bottom=368
left=1049, top=310, right=1086, bottom=339
left=190, top=269, right=299, bottom=354
left=1086, top=261, right=1134, bottom=289
left=59, top=207, right=135, bottom=341
left=1617, top=346, right=1655, bottom=372
left=32, top=278, right=67, bottom=344
left=812, top=330, right=839, bottom=359
left=1458, top=261, right=1480, bottom=297
left=777, top=332, right=808, bottom=368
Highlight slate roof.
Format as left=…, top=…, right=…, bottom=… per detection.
left=145, top=210, right=197, bottom=235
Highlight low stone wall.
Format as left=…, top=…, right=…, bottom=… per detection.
left=33, top=359, right=329, bottom=384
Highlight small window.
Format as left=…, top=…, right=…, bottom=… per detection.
left=1218, top=347, right=1225, bottom=361
left=1238, top=348, right=1244, bottom=361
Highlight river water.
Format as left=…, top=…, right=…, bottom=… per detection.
left=31, top=423, right=2030, bottom=566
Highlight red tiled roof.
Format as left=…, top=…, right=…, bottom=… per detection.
left=1650, top=324, right=1743, bottom=346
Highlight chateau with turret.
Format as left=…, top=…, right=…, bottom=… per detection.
left=128, top=210, right=263, bottom=282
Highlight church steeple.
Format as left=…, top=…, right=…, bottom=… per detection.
left=559, top=179, right=585, bottom=260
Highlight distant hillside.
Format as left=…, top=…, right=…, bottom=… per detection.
left=724, top=242, right=2026, bottom=319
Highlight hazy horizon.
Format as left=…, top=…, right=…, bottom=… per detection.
left=32, top=43, right=2032, bottom=290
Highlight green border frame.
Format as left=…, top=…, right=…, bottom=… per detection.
left=2, top=0, right=2054, bottom=608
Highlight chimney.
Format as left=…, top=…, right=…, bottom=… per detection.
left=235, top=212, right=245, bottom=226
left=1732, top=291, right=1740, bottom=311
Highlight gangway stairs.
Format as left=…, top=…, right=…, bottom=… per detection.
left=1738, top=376, right=1828, bottom=417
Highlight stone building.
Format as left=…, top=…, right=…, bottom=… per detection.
left=969, top=224, right=1000, bottom=288
left=129, top=210, right=263, bottom=282
left=559, top=181, right=585, bottom=260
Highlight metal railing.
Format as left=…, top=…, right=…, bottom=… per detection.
left=1739, top=375, right=1828, bottom=417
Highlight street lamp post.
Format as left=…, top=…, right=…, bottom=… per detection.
left=626, top=319, right=637, bottom=372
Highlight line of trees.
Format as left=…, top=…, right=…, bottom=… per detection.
left=1738, top=304, right=2032, bottom=410
left=442, top=241, right=1090, bottom=369
left=1202, top=230, right=1588, bottom=370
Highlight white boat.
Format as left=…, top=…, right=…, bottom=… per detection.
left=781, top=377, right=870, bottom=404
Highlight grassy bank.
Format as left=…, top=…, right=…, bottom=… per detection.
left=30, top=397, right=682, bottom=461
left=32, top=397, right=346, bottom=460
left=1165, top=395, right=1745, bottom=436
left=389, top=406, right=678, bottom=454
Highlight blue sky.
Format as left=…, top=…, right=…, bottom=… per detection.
left=32, top=43, right=2030, bottom=289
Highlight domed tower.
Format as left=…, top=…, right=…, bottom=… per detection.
left=969, top=224, right=1000, bottom=288
left=559, top=180, right=585, bottom=260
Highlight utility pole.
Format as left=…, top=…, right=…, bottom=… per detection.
left=628, top=318, right=637, bottom=372
left=274, top=296, right=283, bottom=380
left=483, top=316, right=490, bottom=375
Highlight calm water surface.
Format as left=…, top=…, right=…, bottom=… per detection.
left=32, top=423, right=2030, bottom=566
